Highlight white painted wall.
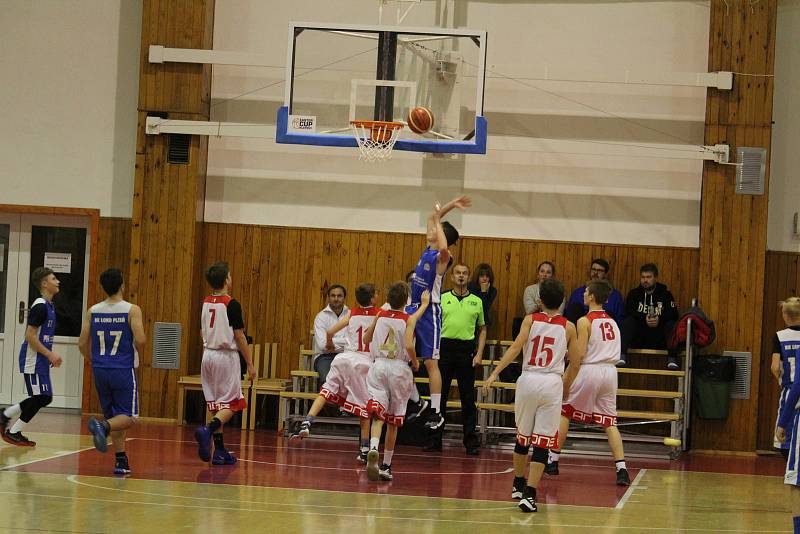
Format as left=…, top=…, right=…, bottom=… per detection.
left=768, top=0, right=800, bottom=252
left=206, top=0, right=711, bottom=246
left=0, top=1, right=142, bottom=218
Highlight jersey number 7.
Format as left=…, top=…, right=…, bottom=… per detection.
left=529, top=335, right=555, bottom=367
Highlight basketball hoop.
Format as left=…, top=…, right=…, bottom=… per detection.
left=350, top=120, right=404, bottom=162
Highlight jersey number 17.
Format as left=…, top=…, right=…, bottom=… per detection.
left=96, top=331, right=123, bottom=356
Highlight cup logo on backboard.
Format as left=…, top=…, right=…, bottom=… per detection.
left=288, top=115, right=316, bottom=133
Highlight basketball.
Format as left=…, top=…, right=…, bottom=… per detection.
left=407, top=106, right=434, bottom=134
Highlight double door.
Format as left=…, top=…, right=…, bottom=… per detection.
left=0, top=213, right=89, bottom=408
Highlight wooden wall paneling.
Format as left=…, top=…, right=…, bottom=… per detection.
left=127, top=0, right=213, bottom=419
left=693, top=1, right=776, bottom=451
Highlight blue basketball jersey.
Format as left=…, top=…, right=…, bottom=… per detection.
left=778, top=328, right=800, bottom=388
left=90, top=300, right=136, bottom=369
left=410, top=247, right=444, bottom=305
left=19, top=297, right=56, bottom=374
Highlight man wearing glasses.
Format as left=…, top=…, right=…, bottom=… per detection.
left=564, top=258, right=625, bottom=327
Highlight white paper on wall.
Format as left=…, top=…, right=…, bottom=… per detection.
left=44, top=252, right=71, bottom=273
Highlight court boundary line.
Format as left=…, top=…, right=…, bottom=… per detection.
left=236, top=457, right=515, bottom=476
left=128, top=436, right=630, bottom=470
left=0, top=485, right=786, bottom=532
left=615, top=468, right=647, bottom=509
left=65, top=475, right=518, bottom=512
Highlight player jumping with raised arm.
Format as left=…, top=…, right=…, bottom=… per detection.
left=408, top=195, right=471, bottom=431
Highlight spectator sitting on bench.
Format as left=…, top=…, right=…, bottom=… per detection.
left=313, top=285, right=349, bottom=386
left=564, top=258, right=624, bottom=325
left=620, top=263, right=679, bottom=369
left=523, top=261, right=565, bottom=315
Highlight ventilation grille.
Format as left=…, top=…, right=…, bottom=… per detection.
left=735, top=147, right=766, bottom=195
left=167, top=134, right=191, bottom=164
left=724, top=351, right=751, bottom=399
left=153, top=322, right=181, bottom=369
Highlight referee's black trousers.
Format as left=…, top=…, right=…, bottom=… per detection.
left=429, top=338, right=479, bottom=450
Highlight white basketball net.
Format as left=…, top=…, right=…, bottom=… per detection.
left=350, top=122, right=403, bottom=163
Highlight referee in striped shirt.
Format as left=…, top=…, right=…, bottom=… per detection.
left=424, top=263, right=487, bottom=455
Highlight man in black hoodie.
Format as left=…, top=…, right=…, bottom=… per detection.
left=620, top=264, right=679, bottom=370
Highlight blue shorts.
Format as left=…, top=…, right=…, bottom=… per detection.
left=24, top=372, right=52, bottom=397
left=406, top=303, right=441, bottom=360
left=777, top=386, right=794, bottom=450
left=94, top=367, right=139, bottom=419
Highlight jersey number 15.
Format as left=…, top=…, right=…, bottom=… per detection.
left=529, top=335, right=556, bottom=367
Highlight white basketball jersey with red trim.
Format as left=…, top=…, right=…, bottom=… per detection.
left=371, top=310, right=410, bottom=363
left=202, top=295, right=237, bottom=351
left=585, top=310, right=620, bottom=364
left=347, top=306, right=380, bottom=355
left=522, top=313, right=568, bottom=374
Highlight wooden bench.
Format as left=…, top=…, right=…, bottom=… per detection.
left=176, top=344, right=260, bottom=430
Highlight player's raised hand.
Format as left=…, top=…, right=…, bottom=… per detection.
left=451, top=195, right=472, bottom=209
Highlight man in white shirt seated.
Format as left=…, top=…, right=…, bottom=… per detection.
left=313, top=285, right=349, bottom=385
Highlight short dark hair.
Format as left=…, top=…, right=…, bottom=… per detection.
left=100, top=268, right=124, bottom=296
left=31, top=267, right=55, bottom=291
left=354, top=283, right=375, bottom=307
left=539, top=279, right=565, bottom=310
left=472, top=263, right=494, bottom=285
left=442, top=221, right=460, bottom=247
left=587, top=279, right=612, bottom=305
left=404, top=270, right=415, bottom=283
left=537, top=261, right=556, bottom=276
left=590, top=258, right=610, bottom=273
left=640, top=263, right=659, bottom=276
left=205, top=261, right=229, bottom=290
left=387, top=281, right=409, bottom=310
left=327, top=284, right=347, bottom=298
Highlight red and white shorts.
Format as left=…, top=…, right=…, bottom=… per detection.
left=319, top=351, right=372, bottom=418
left=366, top=358, right=414, bottom=427
left=562, top=364, right=617, bottom=427
left=515, top=371, right=562, bottom=448
left=201, top=348, right=246, bottom=413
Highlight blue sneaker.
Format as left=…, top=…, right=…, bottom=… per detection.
left=194, top=426, right=212, bottom=462
left=87, top=417, right=108, bottom=453
left=212, top=448, right=237, bottom=465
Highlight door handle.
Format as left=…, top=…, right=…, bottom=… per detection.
left=18, top=301, right=26, bottom=324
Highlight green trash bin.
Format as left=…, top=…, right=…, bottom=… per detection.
left=693, top=355, right=736, bottom=420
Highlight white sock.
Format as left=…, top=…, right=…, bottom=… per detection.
left=383, top=450, right=394, bottom=466
left=370, top=437, right=380, bottom=450
left=410, top=388, right=420, bottom=403
left=4, top=404, right=21, bottom=419
left=430, top=394, right=441, bottom=413
left=615, top=460, right=627, bottom=471
left=10, top=419, right=27, bottom=434
left=548, top=451, right=560, bottom=463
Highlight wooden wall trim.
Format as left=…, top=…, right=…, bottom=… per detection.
left=694, top=1, right=776, bottom=451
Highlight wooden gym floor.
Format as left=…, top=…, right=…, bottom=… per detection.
left=0, top=413, right=790, bottom=533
